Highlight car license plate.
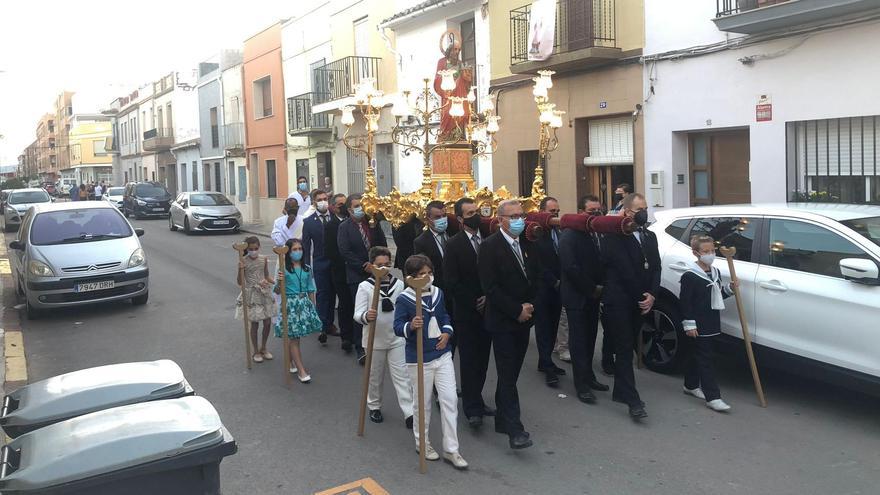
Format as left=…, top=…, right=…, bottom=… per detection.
left=214, top=220, right=230, bottom=225
left=75, top=280, right=114, bottom=292
left=152, top=207, right=165, bottom=212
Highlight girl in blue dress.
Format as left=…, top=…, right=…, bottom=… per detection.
left=274, top=238, right=322, bottom=383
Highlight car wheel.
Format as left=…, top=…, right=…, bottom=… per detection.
left=25, top=297, right=41, bottom=320
left=640, top=296, right=686, bottom=374
left=169, top=215, right=178, bottom=231
left=132, top=291, right=149, bottom=305
left=184, top=216, right=192, bottom=235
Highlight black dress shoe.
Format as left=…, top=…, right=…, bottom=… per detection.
left=341, top=340, right=353, bottom=353
left=538, top=365, right=567, bottom=376
left=405, top=415, right=413, bottom=429
left=629, top=402, right=648, bottom=419
left=544, top=370, right=560, bottom=388
left=589, top=379, right=610, bottom=392
left=509, top=432, right=533, bottom=450
left=467, top=416, right=483, bottom=428
left=577, top=390, right=597, bottom=404
left=318, top=331, right=328, bottom=344
left=356, top=348, right=366, bottom=365
left=601, top=361, right=615, bottom=376
left=481, top=406, right=496, bottom=417
left=369, top=409, right=384, bottom=423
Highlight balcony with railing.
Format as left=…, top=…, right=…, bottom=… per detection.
left=311, top=56, right=382, bottom=110
left=288, top=93, right=331, bottom=136
left=224, top=123, right=245, bottom=153
left=142, top=128, right=174, bottom=151
left=714, top=0, right=880, bottom=34
left=509, top=0, right=620, bottom=74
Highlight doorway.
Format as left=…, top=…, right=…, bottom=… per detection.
left=689, top=129, right=750, bottom=206
left=376, top=144, right=394, bottom=196
left=517, top=150, right=540, bottom=197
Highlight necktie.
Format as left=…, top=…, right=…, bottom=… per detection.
left=512, top=240, right=526, bottom=275
left=551, top=229, right=559, bottom=253
left=359, top=223, right=370, bottom=249
left=471, top=234, right=481, bottom=255
left=592, top=233, right=600, bottom=251
left=320, top=214, right=327, bottom=225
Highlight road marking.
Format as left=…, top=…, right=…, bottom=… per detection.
left=314, top=477, right=389, bottom=495
left=0, top=259, right=10, bottom=275
left=6, top=355, right=27, bottom=383
left=4, top=331, right=23, bottom=357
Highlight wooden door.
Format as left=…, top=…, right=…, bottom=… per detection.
left=711, top=130, right=751, bottom=205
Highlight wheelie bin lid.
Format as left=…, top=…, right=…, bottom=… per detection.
left=0, top=360, right=193, bottom=437
left=0, top=396, right=233, bottom=492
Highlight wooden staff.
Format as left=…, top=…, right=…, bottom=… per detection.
left=405, top=274, right=431, bottom=474
left=357, top=264, right=390, bottom=437
left=233, top=242, right=252, bottom=370
left=273, top=245, right=293, bottom=388
left=719, top=246, right=767, bottom=407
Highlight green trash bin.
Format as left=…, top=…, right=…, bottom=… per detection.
left=0, top=396, right=237, bottom=495
left=1, top=360, right=193, bottom=438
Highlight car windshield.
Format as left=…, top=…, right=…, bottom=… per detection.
left=841, top=216, right=880, bottom=248
left=31, top=208, right=133, bottom=245
left=107, top=187, right=124, bottom=196
left=189, top=193, right=232, bottom=206
left=9, top=191, right=50, bottom=204
left=135, top=184, right=169, bottom=197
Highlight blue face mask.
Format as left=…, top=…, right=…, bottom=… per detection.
left=291, top=251, right=303, bottom=261
left=508, top=218, right=525, bottom=237
left=352, top=206, right=365, bottom=219
left=298, top=182, right=308, bottom=191
left=433, top=216, right=448, bottom=234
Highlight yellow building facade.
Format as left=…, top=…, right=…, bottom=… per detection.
left=68, top=116, right=114, bottom=184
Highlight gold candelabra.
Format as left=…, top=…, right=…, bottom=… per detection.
left=340, top=78, right=383, bottom=198
left=531, top=70, right=565, bottom=200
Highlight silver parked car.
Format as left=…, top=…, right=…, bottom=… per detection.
left=2, top=188, right=53, bottom=232
left=169, top=191, right=242, bottom=234
left=8, top=202, right=149, bottom=319
left=102, top=186, right=125, bottom=209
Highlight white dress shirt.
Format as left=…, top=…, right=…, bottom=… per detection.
left=271, top=214, right=302, bottom=247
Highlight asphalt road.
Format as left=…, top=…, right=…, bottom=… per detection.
left=16, top=218, right=880, bottom=495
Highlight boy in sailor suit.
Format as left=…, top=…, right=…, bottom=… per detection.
left=680, top=235, right=738, bottom=412
left=393, top=254, right=468, bottom=470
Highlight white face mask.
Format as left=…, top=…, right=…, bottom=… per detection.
left=247, top=250, right=259, bottom=259
left=699, top=253, right=716, bottom=266
left=316, top=200, right=329, bottom=213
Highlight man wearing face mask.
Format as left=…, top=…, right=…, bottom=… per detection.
left=301, top=189, right=340, bottom=343
left=337, top=193, right=388, bottom=363
left=609, top=183, right=633, bottom=215
left=325, top=193, right=355, bottom=352
left=413, top=201, right=453, bottom=316
left=601, top=193, right=661, bottom=419
left=479, top=199, right=538, bottom=449
left=533, top=197, right=566, bottom=388
left=288, top=176, right=312, bottom=225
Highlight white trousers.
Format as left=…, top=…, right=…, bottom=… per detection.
left=368, top=345, right=414, bottom=418
left=407, top=352, right=459, bottom=454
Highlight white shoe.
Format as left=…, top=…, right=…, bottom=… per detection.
left=444, top=451, right=469, bottom=470
left=416, top=444, right=440, bottom=461
left=706, top=399, right=731, bottom=412
left=298, top=373, right=311, bottom=384
left=558, top=350, right=571, bottom=362
left=289, top=365, right=298, bottom=374
left=683, top=386, right=705, bottom=400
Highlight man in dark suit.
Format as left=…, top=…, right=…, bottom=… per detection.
left=302, top=189, right=339, bottom=343
left=444, top=197, right=495, bottom=428
left=533, top=197, right=565, bottom=388
left=392, top=215, right=423, bottom=270
left=413, top=200, right=449, bottom=299
left=325, top=193, right=353, bottom=353
left=559, top=195, right=610, bottom=405
left=601, top=193, right=661, bottom=419
left=479, top=199, right=538, bottom=449
left=337, top=193, right=387, bottom=364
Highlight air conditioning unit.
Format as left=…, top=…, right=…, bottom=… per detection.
left=648, top=170, right=664, bottom=207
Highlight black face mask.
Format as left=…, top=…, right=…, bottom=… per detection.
left=586, top=209, right=602, bottom=217
left=613, top=194, right=623, bottom=203
left=462, top=214, right=481, bottom=230
left=634, top=209, right=649, bottom=226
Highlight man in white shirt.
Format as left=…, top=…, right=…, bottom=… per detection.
left=271, top=197, right=302, bottom=248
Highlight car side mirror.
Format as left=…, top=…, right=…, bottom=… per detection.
left=9, top=240, right=24, bottom=251
left=135, top=228, right=145, bottom=237
left=840, top=258, right=880, bottom=285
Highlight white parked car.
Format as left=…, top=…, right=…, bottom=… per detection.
left=103, top=186, right=125, bottom=209
left=2, top=188, right=53, bottom=232
left=645, top=203, right=880, bottom=392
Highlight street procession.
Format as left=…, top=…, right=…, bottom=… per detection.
left=1, top=1, right=880, bottom=494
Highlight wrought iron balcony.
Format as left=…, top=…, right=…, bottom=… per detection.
left=288, top=93, right=331, bottom=135
left=312, top=56, right=382, bottom=105
left=142, top=127, right=174, bottom=151
left=509, top=0, right=620, bottom=74
left=715, top=0, right=880, bottom=34
left=223, top=122, right=245, bottom=152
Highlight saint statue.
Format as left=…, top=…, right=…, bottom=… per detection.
left=433, top=29, right=472, bottom=142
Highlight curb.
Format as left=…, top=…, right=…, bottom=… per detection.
left=1, top=234, right=27, bottom=394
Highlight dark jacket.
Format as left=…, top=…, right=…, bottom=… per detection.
left=324, top=214, right=345, bottom=265
left=301, top=212, right=331, bottom=268
left=559, top=229, right=605, bottom=310
left=392, top=217, right=423, bottom=269
left=535, top=227, right=561, bottom=292
left=680, top=265, right=733, bottom=336
left=601, top=229, right=661, bottom=308
left=479, top=230, right=538, bottom=333
left=443, top=230, right=483, bottom=323
left=413, top=229, right=447, bottom=290
left=337, top=217, right=387, bottom=285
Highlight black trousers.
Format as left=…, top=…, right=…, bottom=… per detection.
left=604, top=304, right=643, bottom=407
left=566, top=299, right=601, bottom=394
left=684, top=335, right=721, bottom=401
left=331, top=263, right=353, bottom=344
left=492, top=328, right=530, bottom=435
left=348, top=283, right=364, bottom=351
left=456, top=316, right=493, bottom=418
left=534, top=287, right=562, bottom=370
left=600, top=307, right=615, bottom=367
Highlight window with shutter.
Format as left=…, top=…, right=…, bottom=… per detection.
left=584, top=117, right=633, bottom=166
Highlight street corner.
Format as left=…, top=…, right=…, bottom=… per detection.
left=314, top=477, right=390, bottom=495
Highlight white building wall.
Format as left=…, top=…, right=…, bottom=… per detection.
left=643, top=1, right=880, bottom=210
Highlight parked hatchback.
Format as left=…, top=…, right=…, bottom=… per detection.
left=103, top=186, right=125, bottom=209
left=8, top=202, right=149, bottom=319
left=122, top=181, right=172, bottom=219
left=644, top=203, right=880, bottom=393
left=2, top=188, right=53, bottom=232
left=169, top=191, right=242, bottom=234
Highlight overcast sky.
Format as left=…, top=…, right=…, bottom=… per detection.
left=0, top=0, right=309, bottom=165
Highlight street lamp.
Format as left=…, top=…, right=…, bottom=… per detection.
left=531, top=70, right=564, bottom=198
left=340, top=78, right=384, bottom=197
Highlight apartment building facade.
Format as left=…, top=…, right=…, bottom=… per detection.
left=67, top=114, right=113, bottom=184
left=35, top=114, right=56, bottom=181
left=221, top=60, right=251, bottom=219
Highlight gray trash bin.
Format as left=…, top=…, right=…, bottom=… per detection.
left=0, top=396, right=237, bottom=495
left=0, top=359, right=193, bottom=438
